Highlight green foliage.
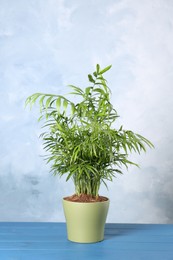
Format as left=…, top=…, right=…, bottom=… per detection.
left=25, top=64, right=154, bottom=196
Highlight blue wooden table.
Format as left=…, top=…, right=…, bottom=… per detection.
left=0, top=222, right=173, bottom=260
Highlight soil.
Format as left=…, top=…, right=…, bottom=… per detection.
left=63, top=193, right=108, bottom=203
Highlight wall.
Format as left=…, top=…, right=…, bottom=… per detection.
left=0, top=0, right=173, bottom=223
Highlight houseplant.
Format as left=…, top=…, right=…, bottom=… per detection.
left=25, top=64, right=154, bottom=243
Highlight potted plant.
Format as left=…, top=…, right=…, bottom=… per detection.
left=25, top=64, right=154, bottom=243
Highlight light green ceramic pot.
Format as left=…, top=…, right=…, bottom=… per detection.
left=63, top=198, right=109, bottom=243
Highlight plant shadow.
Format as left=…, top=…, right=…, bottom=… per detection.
left=104, top=223, right=138, bottom=240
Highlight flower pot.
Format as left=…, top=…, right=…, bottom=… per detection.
left=63, top=198, right=109, bottom=243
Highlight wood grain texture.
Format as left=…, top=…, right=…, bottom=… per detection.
left=0, top=222, right=173, bottom=260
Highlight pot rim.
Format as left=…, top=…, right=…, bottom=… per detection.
left=63, top=197, right=110, bottom=204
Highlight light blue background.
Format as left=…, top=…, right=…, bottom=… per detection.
left=0, top=0, right=173, bottom=223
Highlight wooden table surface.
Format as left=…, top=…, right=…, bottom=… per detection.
left=0, top=222, right=172, bottom=260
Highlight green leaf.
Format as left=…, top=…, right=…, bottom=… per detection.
left=85, top=86, right=93, bottom=95
left=68, top=85, right=84, bottom=95
left=45, top=96, right=53, bottom=109
left=96, top=76, right=104, bottom=80
left=88, top=74, right=95, bottom=83
left=56, top=97, right=61, bottom=112
left=66, top=171, right=75, bottom=181
left=56, top=123, right=64, bottom=132
left=93, top=72, right=97, bottom=77
left=71, top=103, right=75, bottom=115
left=96, top=64, right=100, bottom=74
left=136, top=134, right=154, bottom=148
left=38, top=115, right=43, bottom=122
left=99, top=65, right=112, bottom=75
left=63, top=99, right=68, bottom=112
left=25, top=93, right=41, bottom=109
left=93, top=88, right=105, bottom=95
left=39, top=95, right=46, bottom=109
